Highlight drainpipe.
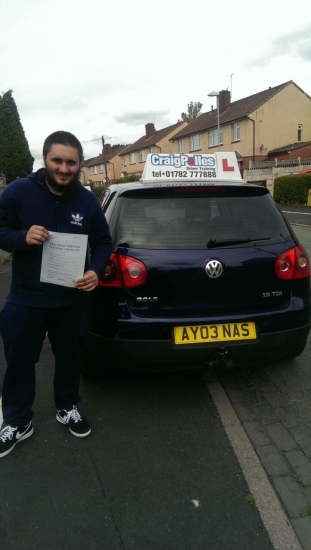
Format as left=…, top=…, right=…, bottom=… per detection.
left=248, top=117, right=255, bottom=161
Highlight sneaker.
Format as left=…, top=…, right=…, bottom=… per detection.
left=0, top=422, right=33, bottom=458
left=56, top=405, right=91, bottom=438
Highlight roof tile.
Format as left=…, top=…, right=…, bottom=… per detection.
left=268, top=141, right=311, bottom=155
left=120, top=121, right=185, bottom=155
left=85, top=145, right=128, bottom=167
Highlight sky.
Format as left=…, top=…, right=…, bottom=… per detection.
left=0, top=0, right=311, bottom=170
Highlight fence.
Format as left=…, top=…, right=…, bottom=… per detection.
left=249, top=157, right=311, bottom=170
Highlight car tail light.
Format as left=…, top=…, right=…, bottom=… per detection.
left=98, top=253, right=147, bottom=288
left=275, top=245, right=311, bottom=280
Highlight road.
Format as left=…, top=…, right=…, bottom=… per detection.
left=0, top=214, right=310, bottom=549
left=0, top=262, right=275, bottom=550
left=280, top=205, right=311, bottom=228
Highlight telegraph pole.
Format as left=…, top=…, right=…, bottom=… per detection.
left=101, top=136, right=109, bottom=185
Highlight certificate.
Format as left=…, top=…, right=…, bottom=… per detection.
left=40, top=231, right=88, bottom=288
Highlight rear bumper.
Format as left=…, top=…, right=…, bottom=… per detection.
left=88, top=324, right=311, bottom=371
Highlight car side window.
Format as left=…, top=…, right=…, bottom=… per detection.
left=99, top=190, right=110, bottom=208
left=100, top=190, right=117, bottom=214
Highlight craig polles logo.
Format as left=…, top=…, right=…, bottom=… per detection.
left=71, top=212, right=84, bottom=226
left=150, top=154, right=215, bottom=168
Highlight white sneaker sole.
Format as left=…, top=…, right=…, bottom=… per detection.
left=56, top=414, right=91, bottom=438
left=0, top=424, right=34, bottom=458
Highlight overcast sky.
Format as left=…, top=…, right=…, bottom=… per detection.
left=1, top=0, right=311, bottom=170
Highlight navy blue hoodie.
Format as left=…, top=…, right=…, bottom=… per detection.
left=0, top=169, right=112, bottom=307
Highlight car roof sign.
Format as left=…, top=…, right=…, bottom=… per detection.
left=140, top=152, right=244, bottom=184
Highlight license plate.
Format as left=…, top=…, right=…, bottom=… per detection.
left=174, top=322, right=256, bottom=345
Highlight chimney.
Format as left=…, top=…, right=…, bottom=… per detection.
left=103, top=144, right=111, bottom=156
left=218, top=90, right=230, bottom=114
left=145, top=123, right=155, bottom=138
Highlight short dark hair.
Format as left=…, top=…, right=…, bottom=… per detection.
left=43, top=131, right=83, bottom=162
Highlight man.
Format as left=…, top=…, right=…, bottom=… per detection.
left=0, top=131, right=112, bottom=458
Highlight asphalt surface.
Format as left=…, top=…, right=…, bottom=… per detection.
left=0, top=260, right=274, bottom=549
left=1, top=213, right=311, bottom=549
left=280, top=206, right=311, bottom=228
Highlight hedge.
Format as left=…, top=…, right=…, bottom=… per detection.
left=113, top=175, right=141, bottom=183
left=91, top=186, right=106, bottom=198
left=273, top=174, right=311, bottom=205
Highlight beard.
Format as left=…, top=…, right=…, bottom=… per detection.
left=44, top=165, right=79, bottom=194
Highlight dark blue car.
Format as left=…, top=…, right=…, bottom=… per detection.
left=82, top=153, right=311, bottom=375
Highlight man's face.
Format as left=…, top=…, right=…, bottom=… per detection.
left=43, top=143, right=80, bottom=194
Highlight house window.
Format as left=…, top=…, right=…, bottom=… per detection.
left=130, top=152, right=136, bottom=164
left=189, top=134, right=201, bottom=151
left=100, top=164, right=104, bottom=173
left=93, top=166, right=98, bottom=175
left=139, top=149, right=146, bottom=162
left=209, top=128, right=223, bottom=147
left=123, top=155, right=127, bottom=166
left=298, top=124, right=303, bottom=142
left=232, top=122, right=240, bottom=142
left=178, top=139, right=183, bottom=153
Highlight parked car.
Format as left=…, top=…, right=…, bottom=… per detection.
left=81, top=153, right=311, bottom=375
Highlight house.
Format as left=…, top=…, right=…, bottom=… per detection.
left=170, top=81, right=311, bottom=181
left=83, top=144, right=129, bottom=185
left=79, top=158, right=94, bottom=185
left=119, top=121, right=188, bottom=176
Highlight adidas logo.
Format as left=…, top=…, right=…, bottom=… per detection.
left=71, top=213, right=83, bottom=226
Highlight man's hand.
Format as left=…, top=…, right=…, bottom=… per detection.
left=26, top=225, right=50, bottom=245
left=75, top=270, right=99, bottom=292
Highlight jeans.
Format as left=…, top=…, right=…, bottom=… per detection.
left=0, top=303, right=90, bottom=426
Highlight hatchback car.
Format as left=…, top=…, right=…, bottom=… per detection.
left=82, top=153, right=311, bottom=375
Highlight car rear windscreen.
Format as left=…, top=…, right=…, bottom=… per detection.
left=113, top=188, right=293, bottom=249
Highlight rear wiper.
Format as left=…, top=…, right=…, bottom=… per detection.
left=207, top=237, right=271, bottom=248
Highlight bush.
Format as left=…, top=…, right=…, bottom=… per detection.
left=273, top=174, right=311, bottom=205
left=91, top=185, right=106, bottom=198
left=113, top=174, right=141, bottom=184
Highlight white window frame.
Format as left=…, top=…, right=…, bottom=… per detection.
left=208, top=128, right=223, bottom=147
left=130, top=152, right=136, bottom=164
left=123, top=155, right=127, bottom=166
left=139, top=149, right=146, bottom=162
left=100, top=164, right=104, bottom=173
left=93, top=166, right=98, bottom=175
left=189, top=134, right=201, bottom=151
left=232, top=122, right=240, bottom=142
left=178, top=139, right=183, bottom=153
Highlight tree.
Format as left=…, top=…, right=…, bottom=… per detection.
left=111, top=143, right=127, bottom=150
left=178, top=101, right=203, bottom=123
left=0, top=90, right=34, bottom=183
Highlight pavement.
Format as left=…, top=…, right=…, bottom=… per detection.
left=0, top=224, right=311, bottom=549
left=210, top=347, right=311, bottom=550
